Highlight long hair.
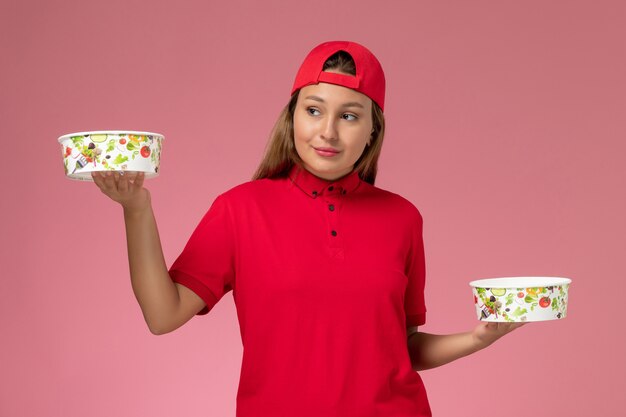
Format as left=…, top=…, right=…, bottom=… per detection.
left=252, top=51, right=386, bottom=185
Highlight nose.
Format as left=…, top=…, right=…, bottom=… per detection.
left=320, top=116, right=338, bottom=142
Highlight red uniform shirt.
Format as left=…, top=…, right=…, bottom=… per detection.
left=169, top=165, right=431, bottom=416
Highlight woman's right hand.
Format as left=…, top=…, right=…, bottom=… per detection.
left=92, top=171, right=151, bottom=213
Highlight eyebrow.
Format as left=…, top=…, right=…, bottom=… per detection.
left=304, top=95, right=365, bottom=109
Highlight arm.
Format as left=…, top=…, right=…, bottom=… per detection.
left=124, top=204, right=206, bottom=334
left=93, top=171, right=206, bottom=335
left=407, top=322, right=525, bottom=371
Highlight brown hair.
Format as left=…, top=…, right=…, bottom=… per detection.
left=252, top=51, right=386, bottom=185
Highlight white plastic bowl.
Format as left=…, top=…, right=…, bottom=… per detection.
left=58, top=130, right=164, bottom=181
left=469, top=277, right=571, bottom=322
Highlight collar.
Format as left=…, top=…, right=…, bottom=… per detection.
left=288, top=165, right=361, bottom=198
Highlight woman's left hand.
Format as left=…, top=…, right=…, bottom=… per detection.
left=472, top=322, right=527, bottom=349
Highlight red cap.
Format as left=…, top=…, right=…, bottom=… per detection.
left=291, top=41, right=386, bottom=111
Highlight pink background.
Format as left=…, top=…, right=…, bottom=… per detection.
left=2, top=0, right=625, bottom=416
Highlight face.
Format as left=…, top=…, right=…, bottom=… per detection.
left=293, top=80, right=374, bottom=181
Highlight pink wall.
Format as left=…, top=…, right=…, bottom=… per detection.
left=2, top=0, right=624, bottom=416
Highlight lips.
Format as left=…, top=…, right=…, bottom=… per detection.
left=314, top=147, right=340, bottom=157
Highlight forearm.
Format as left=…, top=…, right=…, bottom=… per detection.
left=124, top=205, right=180, bottom=332
left=408, top=331, right=486, bottom=371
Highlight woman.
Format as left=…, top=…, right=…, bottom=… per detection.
left=92, top=40, right=522, bottom=417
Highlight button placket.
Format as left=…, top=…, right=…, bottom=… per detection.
left=324, top=186, right=344, bottom=260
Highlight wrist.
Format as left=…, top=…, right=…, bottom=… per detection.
left=123, top=204, right=152, bottom=219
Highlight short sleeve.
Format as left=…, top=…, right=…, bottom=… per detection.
left=168, top=194, right=236, bottom=315
left=404, top=208, right=427, bottom=327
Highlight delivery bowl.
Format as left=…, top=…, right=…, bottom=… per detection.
left=58, top=130, right=164, bottom=181
left=469, top=277, right=571, bottom=322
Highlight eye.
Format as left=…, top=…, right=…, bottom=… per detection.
left=306, top=107, right=321, bottom=116
left=342, top=113, right=358, bottom=121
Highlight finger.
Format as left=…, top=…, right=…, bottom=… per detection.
left=503, top=322, right=525, bottom=333
left=102, top=172, right=121, bottom=194
left=492, top=322, right=516, bottom=333
left=103, top=171, right=116, bottom=188
left=92, top=171, right=108, bottom=189
left=126, top=172, right=140, bottom=187
left=113, top=171, right=122, bottom=186
left=93, top=172, right=119, bottom=200
left=118, top=172, right=129, bottom=193
left=134, top=172, right=145, bottom=188
left=485, top=322, right=497, bottom=331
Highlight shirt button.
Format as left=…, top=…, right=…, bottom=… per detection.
left=312, top=190, right=318, bottom=197
left=328, top=186, right=334, bottom=191
left=328, top=204, right=335, bottom=211
left=341, top=189, right=347, bottom=195
left=331, top=230, right=337, bottom=237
